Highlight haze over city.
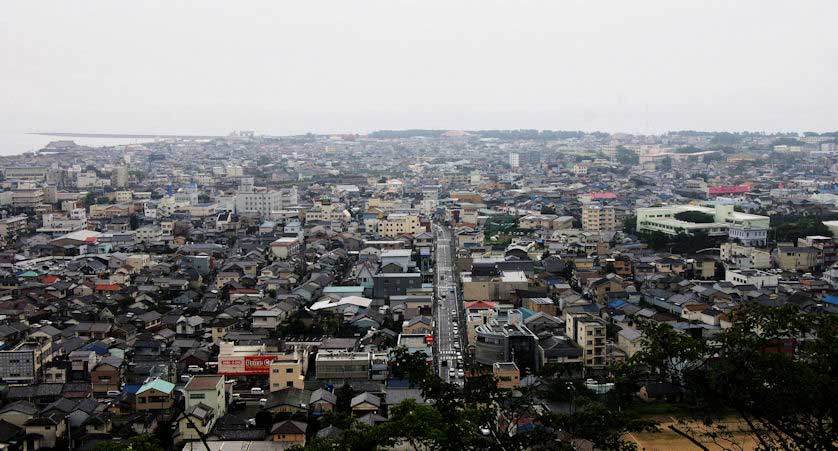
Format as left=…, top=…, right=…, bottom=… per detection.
left=0, top=2, right=835, bottom=451
left=2, top=0, right=838, bottom=141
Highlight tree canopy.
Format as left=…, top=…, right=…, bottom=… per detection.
left=674, top=210, right=716, bottom=223
left=621, top=304, right=837, bottom=450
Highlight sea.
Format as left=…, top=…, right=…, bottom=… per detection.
left=0, top=132, right=154, bottom=156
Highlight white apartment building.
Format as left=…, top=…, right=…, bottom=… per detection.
left=565, top=312, right=607, bottom=368
left=725, top=268, right=779, bottom=289
left=234, top=188, right=297, bottom=218
left=581, top=205, right=617, bottom=232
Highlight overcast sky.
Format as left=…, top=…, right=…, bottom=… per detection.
left=1, top=1, right=836, bottom=136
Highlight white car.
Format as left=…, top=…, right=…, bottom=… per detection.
left=448, top=368, right=456, bottom=378
left=457, top=369, right=465, bottom=378
left=250, top=387, right=265, bottom=395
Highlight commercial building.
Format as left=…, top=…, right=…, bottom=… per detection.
left=474, top=319, right=540, bottom=373
left=315, top=351, right=371, bottom=381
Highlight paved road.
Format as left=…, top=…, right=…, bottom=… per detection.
left=433, top=224, right=463, bottom=384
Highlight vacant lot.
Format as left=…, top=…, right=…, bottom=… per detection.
left=627, top=416, right=759, bottom=450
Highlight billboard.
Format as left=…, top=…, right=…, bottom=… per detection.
left=219, top=355, right=281, bottom=375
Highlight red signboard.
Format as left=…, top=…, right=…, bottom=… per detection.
left=219, top=355, right=282, bottom=375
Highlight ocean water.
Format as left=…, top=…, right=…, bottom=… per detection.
left=0, top=132, right=153, bottom=156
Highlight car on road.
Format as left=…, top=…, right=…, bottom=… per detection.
left=250, top=387, right=264, bottom=395
left=457, top=369, right=465, bottom=378
left=448, top=368, right=456, bottom=378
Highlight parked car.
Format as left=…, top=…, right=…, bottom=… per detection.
left=251, top=387, right=265, bottom=395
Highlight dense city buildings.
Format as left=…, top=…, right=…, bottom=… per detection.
left=0, top=128, right=835, bottom=449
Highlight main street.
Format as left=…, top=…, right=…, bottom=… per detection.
left=433, top=224, right=463, bottom=383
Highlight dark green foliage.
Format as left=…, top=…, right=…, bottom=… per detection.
left=93, top=435, right=163, bottom=451
left=771, top=215, right=834, bottom=242
left=709, top=132, right=740, bottom=146
left=675, top=145, right=702, bottom=153
left=772, top=137, right=806, bottom=146
left=673, top=211, right=715, bottom=223
left=623, top=215, right=637, bottom=235
left=623, top=304, right=837, bottom=450
left=616, top=145, right=639, bottom=165
left=639, top=230, right=719, bottom=254
left=702, top=152, right=726, bottom=163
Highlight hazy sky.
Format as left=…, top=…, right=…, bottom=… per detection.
left=2, top=1, right=837, bottom=136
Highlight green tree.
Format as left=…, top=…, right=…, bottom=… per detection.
left=82, top=192, right=97, bottom=207
left=622, top=215, right=637, bottom=235
left=616, top=145, right=639, bottom=165
left=93, top=435, right=163, bottom=451
left=335, top=382, right=355, bottom=414
left=623, top=304, right=837, bottom=450
left=673, top=211, right=715, bottom=223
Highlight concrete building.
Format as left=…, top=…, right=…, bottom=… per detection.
left=0, top=215, right=28, bottom=237
left=268, top=349, right=308, bottom=391
left=720, top=242, right=772, bottom=269
left=774, top=246, right=818, bottom=272
left=582, top=205, right=618, bottom=232
left=315, top=351, right=370, bottom=381
left=492, top=362, right=520, bottom=389
left=461, top=270, right=529, bottom=302
left=0, top=342, right=48, bottom=383
left=271, top=237, right=301, bottom=260
left=235, top=187, right=298, bottom=218
left=637, top=204, right=769, bottom=245
left=565, top=312, right=606, bottom=368
left=725, top=268, right=779, bottom=289
left=378, top=213, right=424, bottom=238
left=474, top=320, right=540, bottom=373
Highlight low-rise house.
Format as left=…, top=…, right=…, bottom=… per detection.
left=350, top=392, right=381, bottom=417
left=90, top=356, right=122, bottom=395
left=309, top=388, right=337, bottom=416
left=23, top=413, right=66, bottom=450
left=252, top=309, right=283, bottom=330
left=271, top=420, right=307, bottom=446
left=135, top=378, right=175, bottom=411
